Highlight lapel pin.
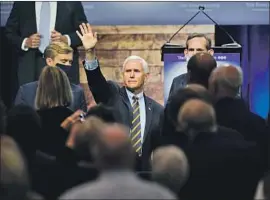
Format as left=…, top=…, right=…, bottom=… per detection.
left=148, top=107, right=151, bottom=111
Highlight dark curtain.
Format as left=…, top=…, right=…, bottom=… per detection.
left=215, top=25, right=270, bottom=119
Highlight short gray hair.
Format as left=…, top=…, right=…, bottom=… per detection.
left=213, top=65, right=243, bottom=92
left=122, top=55, right=149, bottom=73
left=177, top=99, right=217, bottom=142
left=152, top=145, right=189, bottom=193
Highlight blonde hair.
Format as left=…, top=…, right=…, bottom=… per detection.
left=44, top=42, right=73, bottom=59
left=35, top=66, right=73, bottom=110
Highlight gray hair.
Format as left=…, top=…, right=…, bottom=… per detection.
left=177, top=99, right=217, bottom=142
left=213, top=65, right=243, bottom=93
left=152, top=145, right=189, bottom=193
left=122, top=55, right=149, bottom=73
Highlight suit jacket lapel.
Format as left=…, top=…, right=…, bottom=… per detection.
left=55, top=2, right=65, bottom=31
left=27, top=2, right=38, bottom=33
left=144, top=95, right=153, bottom=142
left=119, top=87, right=133, bottom=127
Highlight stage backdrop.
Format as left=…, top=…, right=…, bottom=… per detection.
left=78, top=25, right=215, bottom=107
left=1, top=2, right=268, bottom=117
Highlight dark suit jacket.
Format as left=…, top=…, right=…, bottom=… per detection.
left=169, top=73, right=188, bottom=97
left=32, top=150, right=99, bottom=200
left=14, top=81, right=87, bottom=112
left=85, top=66, right=164, bottom=171
left=37, top=106, right=73, bottom=157
left=180, top=133, right=264, bottom=200
left=5, top=2, right=87, bottom=85
left=215, top=97, right=269, bottom=171
left=156, top=131, right=263, bottom=200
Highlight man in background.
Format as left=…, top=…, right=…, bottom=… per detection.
left=5, top=1, right=87, bottom=86
left=169, top=33, right=214, bottom=96
left=14, top=42, right=87, bottom=112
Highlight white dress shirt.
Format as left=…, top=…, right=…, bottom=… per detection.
left=126, top=89, right=146, bottom=142
left=21, top=1, right=71, bottom=51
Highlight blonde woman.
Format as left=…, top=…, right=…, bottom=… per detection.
left=35, top=66, right=74, bottom=157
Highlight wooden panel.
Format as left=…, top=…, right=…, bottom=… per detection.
left=91, top=33, right=215, bottom=50
left=92, top=25, right=215, bottom=34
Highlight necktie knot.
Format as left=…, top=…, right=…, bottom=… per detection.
left=132, top=96, right=139, bottom=102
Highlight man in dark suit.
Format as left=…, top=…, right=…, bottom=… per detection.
left=176, top=99, right=264, bottom=200
left=14, top=42, right=87, bottom=112
left=209, top=65, right=268, bottom=171
left=5, top=1, right=87, bottom=86
left=76, top=23, right=163, bottom=171
left=169, top=33, right=214, bottom=96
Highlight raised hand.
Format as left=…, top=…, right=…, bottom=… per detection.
left=76, top=23, right=97, bottom=50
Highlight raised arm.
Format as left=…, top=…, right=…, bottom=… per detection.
left=76, top=23, right=116, bottom=104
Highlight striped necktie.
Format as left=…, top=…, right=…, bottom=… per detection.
left=130, top=96, right=142, bottom=155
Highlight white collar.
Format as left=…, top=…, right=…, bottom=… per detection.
left=125, top=88, right=144, bottom=100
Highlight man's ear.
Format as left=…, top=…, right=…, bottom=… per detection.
left=208, top=49, right=214, bottom=56
left=46, top=58, right=54, bottom=66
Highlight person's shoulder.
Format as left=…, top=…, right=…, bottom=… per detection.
left=137, top=179, right=177, bottom=199
left=145, top=96, right=164, bottom=110
left=70, top=83, right=83, bottom=92
left=59, top=181, right=98, bottom=199
left=217, top=125, right=244, bottom=140
left=173, top=73, right=188, bottom=81
left=20, top=81, right=38, bottom=90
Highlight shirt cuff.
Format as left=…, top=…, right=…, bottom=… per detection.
left=83, top=59, right=99, bottom=71
left=64, top=35, right=71, bottom=46
left=21, top=38, right=29, bottom=51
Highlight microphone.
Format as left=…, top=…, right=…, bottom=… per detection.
left=166, top=6, right=241, bottom=47
left=199, top=9, right=241, bottom=47
left=167, top=10, right=201, bottom=43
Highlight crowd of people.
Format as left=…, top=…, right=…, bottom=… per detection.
left=1, top=22, right=269, bottom=200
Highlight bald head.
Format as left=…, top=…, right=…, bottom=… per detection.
left=152, top=145, right=189, bottom=193
left=187, top=52, right=217, bottom=88
left=209, top=65, right=242, bottom=99
left=93, top=123, right=135, bottom=170
left=177, top=99, right=217, bottom=138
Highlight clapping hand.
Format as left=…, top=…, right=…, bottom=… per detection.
left=76, top=23, right=97, bottom=51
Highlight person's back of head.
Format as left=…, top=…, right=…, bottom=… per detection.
left=164, top=87, right=212, bottom=135
left=70, top=116, right=105, bottom=161
left=35, top=66, right=73, bottom=110
left=187, top=52, right=217, bottom=88
left=0, top=135, right=30, bottom=200
left=0, top=98, right=6, bottom=134
left=177, top=99, right=217, bottom=142
left=92, top=123, right=135, bottom=171
left=152, top=145, right=189, bottom=194
left=6, top=105, right=42, bottom=161
left=209, top=65, right=243, bottom=100
left=86, top=104, right=117, bottom=123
